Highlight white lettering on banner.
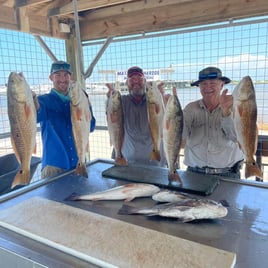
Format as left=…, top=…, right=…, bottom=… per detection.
left=116, top=69, right=160, bottom=82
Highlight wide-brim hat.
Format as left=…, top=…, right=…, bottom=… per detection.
left=191, top=66, right=231, bottom=86
left=127, top=66, right=144, bottom=78
left=50, top=60, right=72, bottom=75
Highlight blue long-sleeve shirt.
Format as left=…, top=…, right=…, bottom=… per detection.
left=37, top=89, right=95, bottom=170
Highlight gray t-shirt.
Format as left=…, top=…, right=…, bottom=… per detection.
left=121, top=94, right=166, bottom=167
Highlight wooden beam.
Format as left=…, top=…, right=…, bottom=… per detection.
left=82, top=0, right=195, bottom=20
left=16, top=0, right=53, bottom=8
left=0, top=6, right=18, bottom=30
left=49, top=0, right=134, bottom=17
left=80, top=0, right=268, bottom=41
left=1, top=0, right=15, bottom=8
left=17, top=6, right=30, bottom=32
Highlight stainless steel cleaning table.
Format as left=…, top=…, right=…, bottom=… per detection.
left=0, top=159, right=267, bottom=268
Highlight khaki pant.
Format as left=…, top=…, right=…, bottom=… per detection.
left=41, top=165, right=66, bottom=179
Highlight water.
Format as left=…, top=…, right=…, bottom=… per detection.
left=1, top=84, right=268, bottom=134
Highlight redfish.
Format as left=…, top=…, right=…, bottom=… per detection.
left=146, top=82, right=165, bottom=161
left=232, top=76, right=262, bottom=180
left=163, top=87, right=183, bottom=184
left=70, top=81, right=91, bottom=177
left=68, top=183, right=160, bottom=202
left=7, top=72, right=37, bottom=188
left=106, top=90, right=127, bottom=166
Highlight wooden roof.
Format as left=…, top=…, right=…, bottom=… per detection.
left=1, top=0, right=268, bottom=41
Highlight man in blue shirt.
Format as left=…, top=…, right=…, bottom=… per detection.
left=33, top=61, right=95, bottom=179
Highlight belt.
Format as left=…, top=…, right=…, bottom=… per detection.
left=188, top=166, right=233, bottom=175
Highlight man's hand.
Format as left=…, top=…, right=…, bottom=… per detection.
left=157, top=82, right=170, bottom=105
left=106, top=83, right=114, bottom=97
left=220, top=89, right=233, bottom=117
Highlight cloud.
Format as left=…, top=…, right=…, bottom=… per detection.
left=218, top=53, right=268, bottom=79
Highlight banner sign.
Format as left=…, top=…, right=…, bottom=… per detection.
left=116, top=69, right=160, bottom=82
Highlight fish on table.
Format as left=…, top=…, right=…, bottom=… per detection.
left=118, top=198, right=228, bottom=222
left=163, top=87, right=183, bottom=184
left=152, top=189, right=195, bottom=203
left=70, top=81, right=91, bottom=178
left=146, top=81, right=165, bottom=162
left=7, top=72, right=37, bottom=188
left=232, top=76, right=263, bottom=180
left=67, top=183, right=160, bottom=202
left=106, top=89, right=127, bottom=166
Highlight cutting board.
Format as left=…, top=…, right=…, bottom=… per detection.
left=102, top=164, right=220, bottom=196
left=0, top=197, right=235, bottom=268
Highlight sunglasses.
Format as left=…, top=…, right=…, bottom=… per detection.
left=199, top=72, right=220, bottom=80
left=51, top=63, right=71, bottom=73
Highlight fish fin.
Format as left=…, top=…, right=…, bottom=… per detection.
left=24, top=103, right=33, bottom=119
left=76, top=107, right=83, bottom=120
left=165, top=119, right=170, bottom=130
left=118, top=204, right=136, bottom=214
left=110, top=113, right=118, bottom=123
left=115, top=156, right=128, bottom=166
left=254, top=125, right=259, bottom=153
left=124, top=197, right=134, bottom=202
left=155, top=103, right=161, bottom=114
left=85, top=110, right=91, bottom=122
left=33, top=142, right=37, bottom=154
left=182, top=217, right=194, bottom=223
left=237, top=104, right=243, bottom=117
left=10, top=136, right=21, bottom=164
left=245, top=161, right=263, bottom=180
left=150, top=149, right=161, bottom=161
left=237, top=141, right=242, bottom=150
left=11, top=169, right=31, bottom=188
left=168, top=171, right=182, bottom=185
left=75, top=162, right=88, bottom=178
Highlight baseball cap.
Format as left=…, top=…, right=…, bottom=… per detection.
left=191, top=67, right=231, bottom=86
left=127, top=66, right=144, bottom=78
left=50, top=61, right=72, bottom=75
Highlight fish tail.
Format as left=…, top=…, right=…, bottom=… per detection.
left=150, top=149, right=161, bottom=161
left=115, top=156, right=128, bottom=166
left=168, top=170, right=182, bottom=184
left=118, top=204, right=137, bottom=215
left=11, top=169, right=31, bottom=188
left=245, top=162, right=263, bottom=180
left=75, top=162, right=88, bottom=178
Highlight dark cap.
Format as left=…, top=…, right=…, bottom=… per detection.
left=191, top=67, right=231, bottom=87
left=127, top=66, right=144, bottom=78
left=50, top=61, right=72, bottom=75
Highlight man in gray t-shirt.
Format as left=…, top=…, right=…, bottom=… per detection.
left=106, top=66, right=166, bottom=167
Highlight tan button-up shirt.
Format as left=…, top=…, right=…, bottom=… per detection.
left=183, top=99, right=244, bottom=168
